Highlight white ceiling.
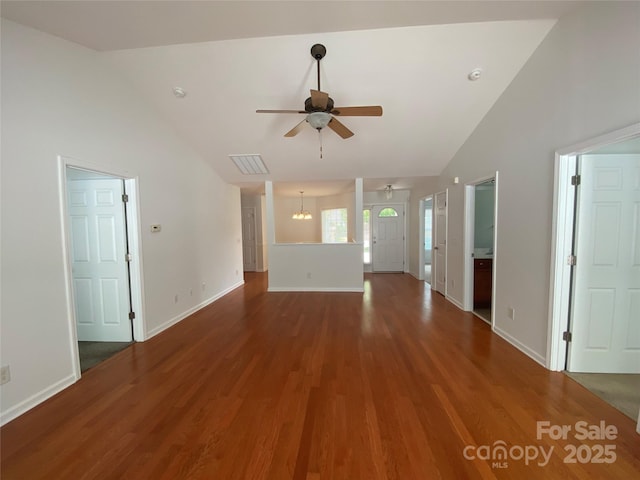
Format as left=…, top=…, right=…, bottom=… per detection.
left=1, top=1, right=583, bottom=195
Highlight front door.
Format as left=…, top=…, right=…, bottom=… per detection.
left=568, top=154, right=640, bottom=373
left=372, top=205, right=404, bottom=272
left=434, top=191, right=447, bottom=295
left=67, top=176, right=132, bottom=342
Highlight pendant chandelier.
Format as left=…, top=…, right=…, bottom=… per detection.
left=385, top=184, right=393, bottom=200
left=292, top=191, right=312, bottom=220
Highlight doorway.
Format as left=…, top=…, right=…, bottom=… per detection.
left=463, top=176, right=497, bottom=324
left=61, top=160, right=144, bottom=377
left=548, top=123, right=640, bottom=422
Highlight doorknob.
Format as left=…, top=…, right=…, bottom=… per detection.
left=434, top=246, right=439, bottom=250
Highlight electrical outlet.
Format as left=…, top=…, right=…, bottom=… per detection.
left=1, top=365, right=11, bottom=385
left=174, top=294, right=179, bottom=304
left=508, top=307, right=515, bottom=320
left=201, top=282, right=206, bottom=291
left=189, top=289, right=193, bottom=296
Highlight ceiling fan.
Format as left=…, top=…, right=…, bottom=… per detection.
left=256, top=44, right=383, bottom=139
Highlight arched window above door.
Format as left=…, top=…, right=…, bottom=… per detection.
left=378, top=207, right=398, bottom=217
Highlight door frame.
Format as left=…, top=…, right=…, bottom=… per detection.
left=433, top=190, right=448, bottom=294
left=547, top=123, right=640, bottom=371
left=417, top=195, right=434, bottom=282
left=58, top=155, right=146, bottom=380
left=463, top=172, right=499, bottom=327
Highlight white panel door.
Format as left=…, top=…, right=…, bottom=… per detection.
left=68, top=178, right=132, bottom=342
left=372, top=205, right=404, bottom=272
left=434, top=191, right=447, bottom=295
left=569, top=154, right=640, bottom=373
left=241, top=207, right=257, bottom=272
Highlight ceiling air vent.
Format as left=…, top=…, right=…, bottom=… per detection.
left=229, top=154, right=269, bottom=175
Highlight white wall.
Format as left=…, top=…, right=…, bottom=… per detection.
left=268, top=244, right=364, bottom=292
left=0, top=20, right=244, bottom=424
left=436, top=2, right=640, bottom=364
left=266, top=181, right=364, bottom=291
left=274, top=195, right=320, bottom=243
left=274, top=191, right=357, bottom=244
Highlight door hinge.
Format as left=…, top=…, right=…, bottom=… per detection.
left=571, top=175, right=581, bottom=186
left=129, top=311, right=136, bottom=320
left=125, top=253, right=133, bottom=262
left=567, top=255, right=577, bottom=266
left=562, top=331, right=572, bottom=342
left=122, top=194, right=129, bottom=203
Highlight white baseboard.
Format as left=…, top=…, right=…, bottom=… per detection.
left=493, top=325, right=547, bottom=367
left=1, top=280, right=246, bottom=426
left=1, top=373, right=76, bottom=426
left=146, top=280, right=245, bottom=339
left=408, top=270, right=421, bottom=281
left=446, top=295, right=465, bottom=310
left=268, top=286, right=364, bottom=293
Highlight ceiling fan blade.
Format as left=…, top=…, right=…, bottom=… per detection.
left=327, top=117, right=354, bottom=139
left=284, top=119, right=308, bottom=137
left=331, top=106, right=383, bottom=116
left=310, top=89, right=329, bottom=110
left=257, top=109, right=306, bottom=114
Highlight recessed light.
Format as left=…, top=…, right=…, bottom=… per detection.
left=468, top=68, right=482, bottom=81
left=172, top=87, right=187, bottom=98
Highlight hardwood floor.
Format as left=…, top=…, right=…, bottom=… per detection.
left=2, top=273, right=639, bottom=479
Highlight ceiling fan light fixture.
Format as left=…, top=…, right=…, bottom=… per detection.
left=385, top=184, right=393, bottom=200
left=307, top=112, right=331, bottom=130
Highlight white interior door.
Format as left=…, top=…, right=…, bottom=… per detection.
left=434, top=191, right=447, bottom=294
left=372, top=205, right=404, bottom=272
left=568, top=154, right=640, bottom=373
left=241, top=207, right=257, bottom=272
left=68, top=178, right=132, bottom=342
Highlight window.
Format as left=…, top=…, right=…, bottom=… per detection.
left=378, top=207, right=398, bottom=217
left=363, top=209, right=371, bottom=264
left=321, top=208, right=348, bottom=243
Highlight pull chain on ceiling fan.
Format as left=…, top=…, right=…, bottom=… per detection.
left=256, top=44, right=383, bottom=140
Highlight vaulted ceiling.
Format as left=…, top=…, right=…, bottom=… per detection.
left=1, top=1, right=583, bottom=195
